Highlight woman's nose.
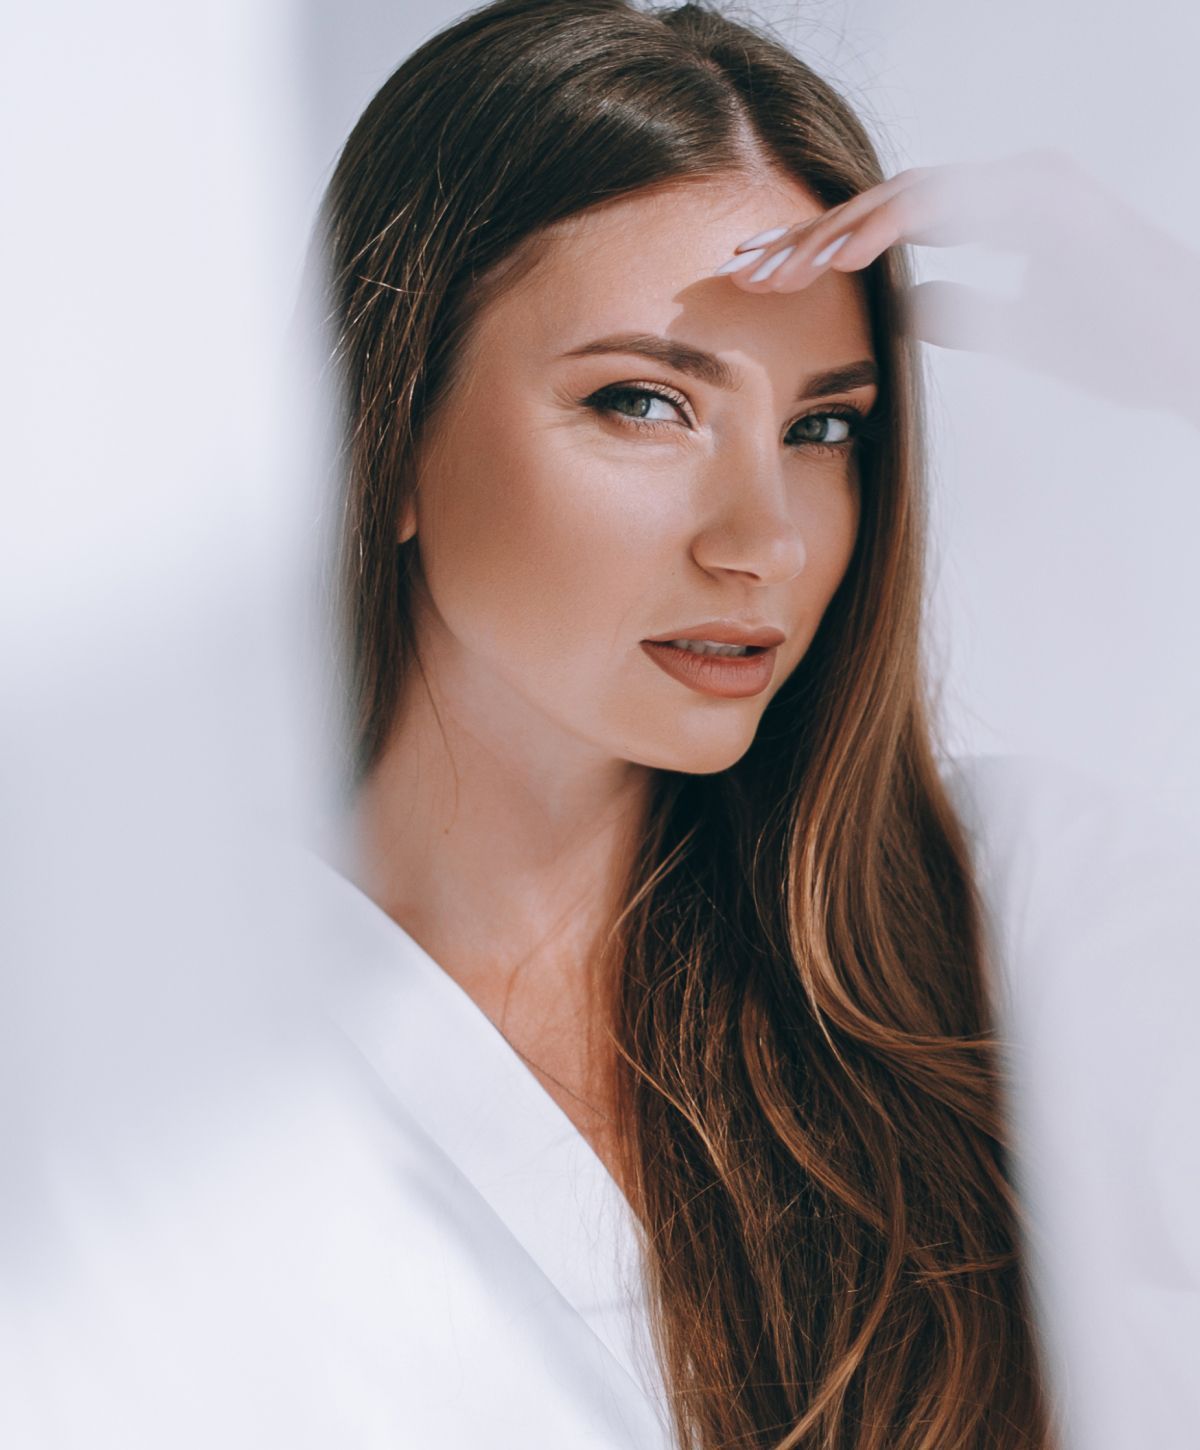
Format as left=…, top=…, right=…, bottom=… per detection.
left=688, top=457, right=808, bottom=586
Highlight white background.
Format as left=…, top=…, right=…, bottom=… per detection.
left=3, top=3, right=1196, bottom=1446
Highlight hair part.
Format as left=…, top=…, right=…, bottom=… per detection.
left=319, top=3, right=1058, bottom=1445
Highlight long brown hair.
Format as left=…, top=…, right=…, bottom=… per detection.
left=318, top=2, right=1057, bottom=1445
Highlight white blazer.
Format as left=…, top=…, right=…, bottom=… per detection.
left=3, top=755, right=1196, bottom=1449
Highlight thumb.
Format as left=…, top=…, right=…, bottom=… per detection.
left=903, top=280, right=1018, bottom=356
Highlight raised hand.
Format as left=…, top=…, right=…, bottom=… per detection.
left=712, top=149, right=1200, bottom=427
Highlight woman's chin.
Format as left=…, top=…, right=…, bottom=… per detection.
left=623, top=723, right=760, bottom=777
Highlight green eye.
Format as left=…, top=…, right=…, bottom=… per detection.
left=785, top=407, right=865, bottom=454
left=586, top=384, right=688, bottom=430
left=792, top=413, right=852, bottom=443
left=584, top=384, right=879, bottom=455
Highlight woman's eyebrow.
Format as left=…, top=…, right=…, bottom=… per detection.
left=559, top=332, right=878, bottom=401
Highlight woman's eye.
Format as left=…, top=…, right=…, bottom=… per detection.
left=785, top=409, right=865, bottom=454
left=584, top=385, right=874, bottom=455
left=586, top=384, right=688, bottom=431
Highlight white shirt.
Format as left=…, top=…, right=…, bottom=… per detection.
left=3, top=753, right=1197, bottom=1449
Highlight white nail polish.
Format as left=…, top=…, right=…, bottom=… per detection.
left=712, top=247, right=765, bottom=276
left=747, top=244, right=796, bottom=282
left=812, top=233, right=851, bottom=267
left=736, top=224, right=789, bottom=251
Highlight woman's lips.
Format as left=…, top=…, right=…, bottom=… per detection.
left=639, top=640, right=778, bottom=698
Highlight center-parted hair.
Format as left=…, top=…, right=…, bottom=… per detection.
left=318, top=2, right=1057, bottom=1445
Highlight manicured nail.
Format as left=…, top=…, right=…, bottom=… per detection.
left=712, top=247, right=766, bottom=276
left=734, top=224, right=790, bottom=253
left=747, top=244, right=796, bottom=282
left=811, top=233, right=851, bottom=267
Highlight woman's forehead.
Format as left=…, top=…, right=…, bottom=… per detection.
left=471, top=180, right=876, bottom=380
left=536, top=172, right=825, bottom=272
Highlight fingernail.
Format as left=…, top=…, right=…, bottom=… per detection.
left=712, top=247, right=766, bottom=276
left=747, top=244, right=796, bottom=282
left=734, top=224, right=790, bottom=253
left=811, top=233, right=851, bottom=267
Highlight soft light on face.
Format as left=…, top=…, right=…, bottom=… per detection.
left=402, top=171, right=879, bottom=776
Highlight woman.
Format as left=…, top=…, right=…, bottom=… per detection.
left=312, top=1, right=1188, bottom=1446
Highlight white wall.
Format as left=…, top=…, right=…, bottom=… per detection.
left=3, top=2, right=1195, bottom=1444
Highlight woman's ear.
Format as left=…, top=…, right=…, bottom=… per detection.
left=398, top=497, right=417, bottom=544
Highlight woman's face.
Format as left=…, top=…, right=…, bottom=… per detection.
left=403, top=171, right=878, bottom=776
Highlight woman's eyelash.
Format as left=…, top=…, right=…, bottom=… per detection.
left=584, top=382, right=693, bottom=432
left=582, top=383, right=879, bottom=455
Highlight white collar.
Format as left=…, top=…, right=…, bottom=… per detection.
left=307, top=855, right=668, bottom=1414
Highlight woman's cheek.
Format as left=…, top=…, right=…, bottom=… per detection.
left=414, top=467, right=544, bottom=658
left=801, top=467, right=860, bottom=568
left=421, top=461, right=618, bottom=661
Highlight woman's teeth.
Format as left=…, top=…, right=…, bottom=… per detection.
left=664, top=640, right=754, bottom=657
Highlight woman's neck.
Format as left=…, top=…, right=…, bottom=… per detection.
left=346, top=672, right=653, bottom=1133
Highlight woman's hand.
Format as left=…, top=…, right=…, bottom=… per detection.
left=713, top=150, right=1200, bottom=428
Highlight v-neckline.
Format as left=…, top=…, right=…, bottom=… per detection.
left=310, top=853, right=667, bottom=1411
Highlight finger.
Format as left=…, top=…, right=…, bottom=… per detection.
left=731, top=223, right=801, bottom=255
left=730, top=171, right=935, bottom=291
left=766, top=174, right=980, bottom=293
left=724, top=174, right=911, bottom=285
left=744, top=202, right=903, bottom=292
left=730, top=208, right=838, bottom=257
left=903, top=280, right=1017, bottom=354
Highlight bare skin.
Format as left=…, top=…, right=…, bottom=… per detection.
left=351, top=168, right=877, bottom=1183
